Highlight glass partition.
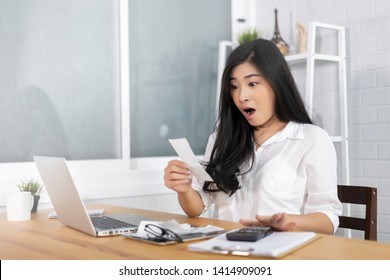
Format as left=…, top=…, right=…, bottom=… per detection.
left=0, top=0, right=121, bottom=162
left=129, top=0, right=231, bottom=157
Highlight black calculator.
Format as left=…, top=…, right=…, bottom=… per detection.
left=226, top=227, right=274, bottom=242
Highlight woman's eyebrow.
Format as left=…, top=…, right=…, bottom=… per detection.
left=229, top=73, right=262, bottom=80
left=244, top=73, right=261, bottom=79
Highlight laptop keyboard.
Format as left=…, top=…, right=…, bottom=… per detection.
left=91, top=216, right=136, bottom=230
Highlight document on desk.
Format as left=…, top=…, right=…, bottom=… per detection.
left=122, top=219, right=225, bottom=245
left=169, top=138, right=213, bottom=182
left=188, top=231, right=318, bottom=258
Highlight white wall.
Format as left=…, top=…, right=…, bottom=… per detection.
left=252, top=0, right=390, bottom=242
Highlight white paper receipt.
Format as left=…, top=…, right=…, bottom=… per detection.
left=169, top=138, right=214, bottom=182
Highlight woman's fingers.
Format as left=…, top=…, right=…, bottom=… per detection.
left=163, top=160, right=193, bottom=193
left=239, top=218, right=266, bottom=227
left=254, top=213, right=296, bottom=231
left=240, top=214, right=297, bottom=232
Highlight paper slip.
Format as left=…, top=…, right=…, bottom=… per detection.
left=48, top=208, right=104, bottom=219
left=134, top=220, right=191, bottom=238
left=123, top=219, right=225, bottom=245
left=169, top=138, right=213, bottom=182
left=188, top=231, right=317, bottom=258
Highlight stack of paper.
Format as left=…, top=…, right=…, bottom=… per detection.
left=188, top=231, right=317, bottom=258
left=123, top=219, right=225, bottom=245
left=134, top=219, right=224, bottom=238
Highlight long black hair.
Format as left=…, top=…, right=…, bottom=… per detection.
left=203, top=38, right=312, bottom=195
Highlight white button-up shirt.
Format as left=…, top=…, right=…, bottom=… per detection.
left=193, top=121, right=343, bottom=233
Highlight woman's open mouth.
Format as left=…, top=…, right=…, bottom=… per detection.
left=243, top=107, right=256, bottom=117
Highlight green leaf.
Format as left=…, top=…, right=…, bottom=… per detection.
left=16, top=179, right=44, bottom=196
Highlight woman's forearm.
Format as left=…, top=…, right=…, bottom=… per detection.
left=177, top=188, right=204, bottom=217
left=285, top=212, right=334, bottom=234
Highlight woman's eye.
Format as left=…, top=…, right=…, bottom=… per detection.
left=249, top=82, right=257, bottom=87
left=230, top=84, right=238, bottom=90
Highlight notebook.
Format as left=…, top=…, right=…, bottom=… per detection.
left=33, top=156, right=156, bottom=237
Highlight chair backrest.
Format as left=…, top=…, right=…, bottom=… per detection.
left=337, top=185, right=377, bottom=241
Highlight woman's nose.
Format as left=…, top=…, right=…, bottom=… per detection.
left=238, top=88, right=249, bottom=102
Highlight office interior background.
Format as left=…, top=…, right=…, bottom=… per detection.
left=0, top=0, right=389, bottom=243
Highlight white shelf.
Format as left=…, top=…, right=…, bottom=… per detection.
left=285, top=53, right=308, bottom=62
left=285, top=53, right=340, bottom=63
left=286, top=22, right=349, bottom=186
left=331, top=136, right=342, bottom=142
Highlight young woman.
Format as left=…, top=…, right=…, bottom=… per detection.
left=164, top=38, right=342, bottom=234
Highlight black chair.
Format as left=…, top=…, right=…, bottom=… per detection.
left=337, top=185, right=377, bottom=241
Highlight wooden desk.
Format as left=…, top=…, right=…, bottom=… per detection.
left=1, top=204, right=390, bottom=260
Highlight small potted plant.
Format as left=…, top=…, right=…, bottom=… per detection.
left=17, top=179, right=44, bottom=213
left=237, top=28, right=262, bottom=45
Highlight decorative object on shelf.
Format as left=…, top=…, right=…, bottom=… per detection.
left=237, top=28, right=262, bottom=45
left=16, top=179, right=44, bottom=213
left=297, top=23, right=307, bottom=53
left=271, top=8, right=289, bottom=56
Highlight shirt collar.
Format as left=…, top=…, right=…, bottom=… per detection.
left=261, top=121, right=304, bottom=147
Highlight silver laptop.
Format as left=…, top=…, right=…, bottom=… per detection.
left=33, top=156, right=156, bottom=237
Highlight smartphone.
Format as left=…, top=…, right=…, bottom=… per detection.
left=226, top=227, right=274, bottom=242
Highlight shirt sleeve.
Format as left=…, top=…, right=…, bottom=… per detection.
left=303, top=126, right=343, bottom=234
left=192, top=133, right=216, bottom=213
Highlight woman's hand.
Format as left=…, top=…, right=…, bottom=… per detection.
left=163, top=160, right=193, bottom=193
left=239, top=213, right=297, bottom=232
left=164, top=160, right=204, bottom=217
left=240, top=212, right=335, bottom=234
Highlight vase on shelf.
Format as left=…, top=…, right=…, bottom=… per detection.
left=31, top=195, right=40, bottom=213
left=271, top=8, right=289, bottom=56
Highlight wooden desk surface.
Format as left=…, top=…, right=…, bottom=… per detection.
left=1, top=204, right=390, bottom=260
